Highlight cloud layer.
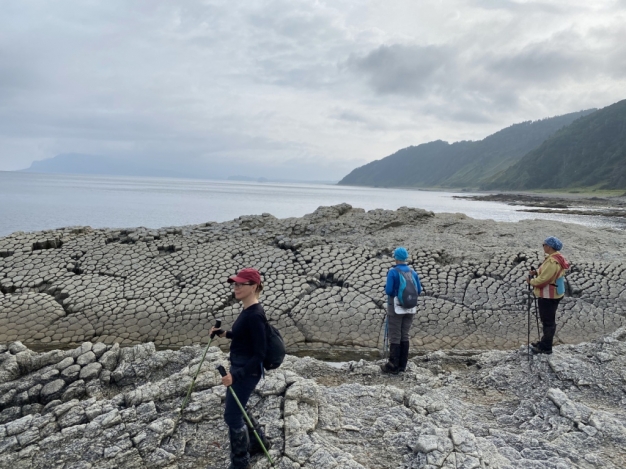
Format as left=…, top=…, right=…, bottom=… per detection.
left=1, top=0, right=625, bottom=179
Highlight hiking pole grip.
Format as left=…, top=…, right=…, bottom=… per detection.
left=217, top=365, right=227, bottom=377
left=210, top=320, right=222, bottom=338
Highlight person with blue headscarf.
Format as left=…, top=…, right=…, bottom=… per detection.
left=527, top=236, right=570, bottom=354
left=381, top=247, right=422, bottom=373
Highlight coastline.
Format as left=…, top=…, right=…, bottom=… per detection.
left=454, top=192, right=626, bottom=219
left=2, top=204, right=626, bottom=468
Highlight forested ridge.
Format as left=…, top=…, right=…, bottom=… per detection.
left=338, top=109, right=596, bottom=189
left=485, top=99, right=626, bottom=190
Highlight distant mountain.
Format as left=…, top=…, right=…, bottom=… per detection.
left=21, top=153, right=345, bottom=183
left=22, top=153, right=204, bottom=179
left=338, top=109, right=596, bottom=189
left=485, top=100, right=626, bottom=190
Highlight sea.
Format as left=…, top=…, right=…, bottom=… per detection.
left=1, top=171, right=625, bottom=237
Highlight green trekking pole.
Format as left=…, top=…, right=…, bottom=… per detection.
left=180, top=319, right=221, bottom=413
left=217, top=365, right=275, bottom=467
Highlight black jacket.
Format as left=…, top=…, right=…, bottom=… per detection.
left=226, top=303, right=267, bottom=383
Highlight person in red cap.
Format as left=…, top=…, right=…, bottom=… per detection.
left=210, top=267, right=270, bottom=469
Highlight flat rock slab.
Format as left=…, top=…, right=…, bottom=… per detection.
left=1, top=204, right=625, bottom=353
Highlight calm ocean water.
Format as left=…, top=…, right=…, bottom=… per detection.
left=1, top=171, right=624, bottom=237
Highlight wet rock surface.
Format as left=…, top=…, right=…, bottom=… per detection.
left=1, top=204, right=626, bottom=352
left=0, top=327, right=624, bottom=468
left=455, top=193, right=626, bottom=219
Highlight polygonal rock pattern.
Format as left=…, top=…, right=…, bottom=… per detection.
left=0, top=328, right=624, bottom=468
left=1, top=204, right=626, bottom=353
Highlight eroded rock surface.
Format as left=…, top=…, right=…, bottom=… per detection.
left=1, top=204, right=626, bottom=352
left=0, top=327, right=625, bottom=468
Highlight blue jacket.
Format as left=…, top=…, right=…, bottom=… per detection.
left=385, top=264, right=422, bottom=302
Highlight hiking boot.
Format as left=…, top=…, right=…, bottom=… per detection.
left=228, top=426, right=250, bottom=469
left=398, top=341, right=410, bottom=373
left=531, top=344, right=552, bottom=355
left=249, top=433, right=272, bottom=456
left=381, top=343, right=400, bottom=374
left=246, top=413, right=272, bottom=456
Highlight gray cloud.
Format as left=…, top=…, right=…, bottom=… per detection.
left=346, top=15, right=626, bottom=123
left=347, top=44, right=454, bottom=96
left=471, top=0, right=577, bottom=14
left=1, top=0, right=625, bottom=176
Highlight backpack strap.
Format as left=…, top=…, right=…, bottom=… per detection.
left=393, top=266, right=415, bottom=281
left=392, top=265, right=405, bottom=286
left=550, top=266, right=564, bottom=286
left=535, top=265, right=564, bottom=289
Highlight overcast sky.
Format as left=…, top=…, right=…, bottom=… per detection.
left=1, top=0, right=625, bottom=180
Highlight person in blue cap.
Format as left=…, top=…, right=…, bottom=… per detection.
left=527, top=236, right=570, bottom=354
left=381, top=247, right=422, bottom=374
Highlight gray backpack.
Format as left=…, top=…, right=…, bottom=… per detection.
left=394, top=267, right=419, bottom=308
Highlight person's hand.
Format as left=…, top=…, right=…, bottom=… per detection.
left=221, top=372, right=233, bottom=387
left=210, top=327, right=225, bottom=338
left=529, top=269, right=537, bottom=276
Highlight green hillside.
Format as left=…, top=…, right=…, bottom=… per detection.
left=338, top=110, right=595, bottom=188
left=485, top=100, right=626, bottom=190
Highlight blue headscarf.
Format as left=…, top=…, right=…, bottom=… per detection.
left=544, top=236, right=563, bottom=251
left=393, top=247, right=409, bottom=261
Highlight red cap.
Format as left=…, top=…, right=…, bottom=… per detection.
left=227, top=268, right=262, bottom=285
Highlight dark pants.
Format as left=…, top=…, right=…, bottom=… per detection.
left=538, top=298, right=560, bottom=350
left=224, top=364, right=262, bottom=430
left=387, top=303, right=414, bottom=344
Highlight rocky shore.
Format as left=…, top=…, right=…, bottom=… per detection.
left=2, top=204, right=626, bottom=467
left=0, top=329, right=625, bottom=468
left=454, top=193, right=626, bottom=219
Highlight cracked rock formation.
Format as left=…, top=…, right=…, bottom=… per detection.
left=1, top=204, right=626, bottom=353
left=0, top=326, right=625, bottom=468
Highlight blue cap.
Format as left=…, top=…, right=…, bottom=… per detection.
left=544, top=236, right=563, bottom=251
left=393, top=247, right=409, bottom=261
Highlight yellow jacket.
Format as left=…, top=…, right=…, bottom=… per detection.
left=530, top=252, right=569, bottom=299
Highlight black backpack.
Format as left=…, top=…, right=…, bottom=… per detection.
left=394, top=266, right=419, bottom=309
left=263, top=320, right=285, bottom=370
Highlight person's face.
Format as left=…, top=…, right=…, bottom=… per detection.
left=231, top=282, right=257, bottom=301
left=542, top=243, right=555, bottom=254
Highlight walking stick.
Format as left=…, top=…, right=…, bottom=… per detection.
left=526, top=276, right=534, bottom=364
left=217, top=365, right=275, bottom=467
left=180, top=320, right=221, bottom=413
left=528, top=268, right=540, bottom=341
left=383, top=315, right=389, bottom=359
left=534, top=296, right=541, bottom=339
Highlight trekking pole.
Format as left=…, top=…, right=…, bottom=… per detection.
left=526, top=277, right=532, bottom=364
left=534, top=296, right=540, bottom=339
left=180, top=320, right=221, bottom=413
left=528, top=267, right=540, bottom=340
left=383, top=315, right=389, bottom=359
left=217, top=365, right=275, bottom=467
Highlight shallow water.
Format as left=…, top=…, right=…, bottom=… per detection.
left=1, top=171, right=625, bottom=237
